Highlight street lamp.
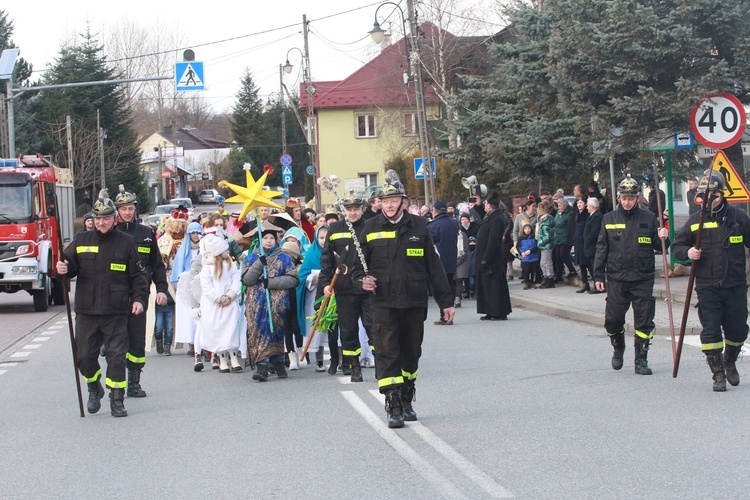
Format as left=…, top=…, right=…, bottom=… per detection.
left=369, top=1, right=435, bottom=205
left=283, top=21, right=321, bottom=212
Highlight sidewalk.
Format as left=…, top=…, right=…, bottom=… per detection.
left=507, top=257, right=707, bottom=336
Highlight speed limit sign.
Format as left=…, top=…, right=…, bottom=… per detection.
left=690, top=93, right=746, bottom=149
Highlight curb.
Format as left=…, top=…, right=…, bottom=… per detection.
left=509, top=290, right=702, bottom=337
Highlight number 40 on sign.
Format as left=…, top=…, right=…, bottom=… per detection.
left=690, top=93, right=746, bottom=149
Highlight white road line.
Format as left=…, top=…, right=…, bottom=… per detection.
left=0, top=370, right=7, bottom=375
left=368, top=390, right=514, bottom=498
left=22, top=344, right=41, bottom=349
left=10, top=352, right=30, bottom=358
left=39, top=330, right=57, bottom=335
left=32, top=337, right=50, bottom=342
left=341, top=391, right=467, bottom=500
left=337, top=377, right=354, bottom=385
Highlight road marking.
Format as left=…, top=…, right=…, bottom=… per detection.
left=32, top=337, right=50, bottom=342
left=0, top=370, right=7, bottom=375
left=0, top=363, right=19, bottom=367
left=46, top=325, right=62, bottom=330
left=341, top=391, right=468, bottom=500
left=338, top=378, right=354, bottom=385
left=368, top=390, right=514, bottom=498
left=40, top=330, right=57, bottom=335
left=10, top=352, right=30, bottom=358
left=22, top=344, right=41, bottom=349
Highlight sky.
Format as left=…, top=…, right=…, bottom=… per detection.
left=6, top=0, right=504, bottom=114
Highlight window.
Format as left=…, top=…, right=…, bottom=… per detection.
left=403, top=112, right=418, bottom=136
left=359, top=173, right=378, bottom=187
left=673, top=180, right=682, bottom=201
left=356, top=114, right=376, bottom=138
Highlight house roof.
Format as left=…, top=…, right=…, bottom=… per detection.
left=157, top=127, right=230, bottom=150
left=301, top=23, right=447, bottom=111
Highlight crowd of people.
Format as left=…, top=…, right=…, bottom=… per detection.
left=61, top=169, right=749, bottom=422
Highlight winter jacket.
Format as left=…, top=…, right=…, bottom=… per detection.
left=428, top=212, right=459, bottom=274
left=593, top=205, right=668, bottom=283
left=318, top=217, right=368, bottom=296
left=536, top=214, right=555, bottom=250
left=672, top=201, right=750, bottom=290
left=353, top=212, right=453, bottom=310
left=116, top=220, right=168, bottom=295
left=583, top=210, right=603, bottom=259
left=553, top=207, right=574, bottom=246
left=62, top=228, right=149, bottom=315
left=518, top=235, right=539, bottom=263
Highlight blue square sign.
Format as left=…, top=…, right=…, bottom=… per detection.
left=414, top=157, right=436, bottom=179
left=175, top=62, right=205, bottom=91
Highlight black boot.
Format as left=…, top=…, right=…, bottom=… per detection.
left=109, top=388, right=128, bottom=417
left=401, top=380, right=417, bottom=422
left=86, top=380, right=105, bottom=414
left=127, top=368, right=147, bottom=397
left=384, top=389, right=404, bottom=429
left=724, top=344, right=742, bottom=387
left=342, top=356, right=352, bottom=376
left=634, top=337, right=653, bottom=375
left=156, top=339, right=164, bottom=355
left=576, top=283, right=590, bottom=293
left=252, top=362, right=269, bottom=382
left=274, top=361, right=288, bottom=379
left=706, top=351, right=727, bottom=392
left=349, top=356, right=363, bottom=383
left=609, top=331, right=625, bottom=370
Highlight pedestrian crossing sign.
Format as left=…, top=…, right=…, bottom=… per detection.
left=710, top=151, right=750, bottom=203
left=175, top=62, right=205, bottom=91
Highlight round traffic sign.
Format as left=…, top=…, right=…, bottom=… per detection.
left=306, top=165, right=315, bottom=176
left=690, top=93, right=746, bottom=149
left=279, top=153, right=293, bottom=166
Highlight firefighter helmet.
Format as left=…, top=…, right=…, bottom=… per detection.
left=341, top=191, right=365, bottom=207
left=379, top=170, right=407, bottom=199
left=92, top=189, right=116, bottom=217
left=114, top=184, right=137, bottom=207
left=617, top=174, right=640, bottom=197
left=698, top=169, right=725, bottom=192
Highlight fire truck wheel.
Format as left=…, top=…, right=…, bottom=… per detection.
left=32, top=274, right=50, bottom=312
left=51, top=277, right=65, bottom=305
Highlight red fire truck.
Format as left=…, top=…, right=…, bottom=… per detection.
left=0, top=154, right=75, bottom=311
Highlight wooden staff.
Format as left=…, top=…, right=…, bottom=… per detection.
left=652, top=166, right=676, bottom=361
left=298, top=269, right=341, bottom=362
left=673, top=188, right=712, bottom=378
left=54, top=193, right=85, bottom=417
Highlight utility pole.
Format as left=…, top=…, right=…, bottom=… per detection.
left=302, top=15, right=321, bottom=213
left=406, top=0, right=435, bottom=206
left=97, top=109, right=105, bottom=190
left=66, top=116, right=74, bottom=189
left=279, top=64, right=287, bottom=154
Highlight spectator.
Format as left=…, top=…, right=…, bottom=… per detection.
left=455, top=222, right=470, bottom=307
left=362, top=195, right=381, bottom=221
left=588, top=181, right=608, bottom=213
left=553, top=197, right=577, bottom=282
left=518, top=221, right=539, bottom=290
left=459, top=212, right=478, bottom=298
left=648, top=183, right=666, bottom=219
left=583, top=197, right=603, bottom=294
left=429, top=201, right=459, bottom=325
left=536, top=200, right=556, bottom=288
left=573, top=197, right=591, bottom=293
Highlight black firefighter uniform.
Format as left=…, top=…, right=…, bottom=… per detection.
left=62, top=229, right=149, bottom=390
left=354, top=212, right=453, bottom=393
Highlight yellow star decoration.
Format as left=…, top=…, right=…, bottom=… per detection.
left=218, top=170, right=283, bottom=221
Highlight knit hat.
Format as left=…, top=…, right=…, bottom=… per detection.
left=486, top=192, right=500, bottom=207
left=83, top=213, right=93, bottom=223
left=207, top=235, right=229, bottom=256
left=459, top=212, right=471, bottom=220
left=433, top=201, right=448, bottom=212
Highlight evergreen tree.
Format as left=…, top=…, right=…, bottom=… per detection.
left=451, top=0, right=750, bottom=191
left=0, top=9, right=39, bottom=157
left=31, top=27, right=146, bottom=210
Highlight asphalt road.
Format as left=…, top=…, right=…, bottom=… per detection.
left=0, top=299, right=746, bottom=499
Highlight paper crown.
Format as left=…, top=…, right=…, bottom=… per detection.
left=171, top=207, right=189, bottom=220
left=286, top=197, right=301, bottom=208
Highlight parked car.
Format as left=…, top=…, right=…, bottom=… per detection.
left=198, top=189, right=220, bottom=204
left=144, top=203, right=179, bottom=228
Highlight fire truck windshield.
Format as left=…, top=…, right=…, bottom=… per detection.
left=0, top=183, right=32, bottom=222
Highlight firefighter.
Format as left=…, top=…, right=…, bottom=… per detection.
left=56, top=191, right=149, bottom=417
left=318, top=191, right=373, bottom=382
left=353, top=172, right=454, bottom=428
left=593, top=175, right=669, bottom=375
left=115, top=186, right=169, bottom=395
left=672, top=170, right=750, bottom=391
